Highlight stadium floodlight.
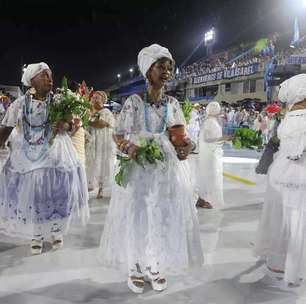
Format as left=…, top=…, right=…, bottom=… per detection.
left=129, top=68, right=134, bottom=73
left=204, top=28, right=216, bottom=46
left=117, top=73, right=121, bottom=79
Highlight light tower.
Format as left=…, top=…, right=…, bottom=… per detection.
left=204, top=27, right=216, bottom=56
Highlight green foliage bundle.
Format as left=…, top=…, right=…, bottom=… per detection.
left=232, top=128, right=263, bottom=150
left=115, top=139, right=164, bottom=187
left=48, top=77, right=91, bottom=127
left=182, top=98, right=193, bottom=125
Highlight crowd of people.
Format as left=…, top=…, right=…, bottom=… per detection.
left=187, top=103, right=280, bottom=148
left=0, top=43, right=306, bottom=295
left=179, top=37, right=306, bottom=81
left=180, top=54, right=266, bottom=79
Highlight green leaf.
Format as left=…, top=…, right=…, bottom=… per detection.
left=182, top=98, right=193, bottom=124
left=115, top=140, right=165, bottom=187
left=233, top=139, right=242, bottom=149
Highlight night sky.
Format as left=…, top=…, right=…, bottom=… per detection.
left=0, top=0, right=302, bottom=89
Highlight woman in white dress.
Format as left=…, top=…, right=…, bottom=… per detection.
left=255, top=74, right=306, bottom=287
left=87, top=91, right=115, bottom=198
left=0, top=63, right=89, bottom=255
left=187, top=106, right=201, bottom=149
left=99, top=44, right=203, bottom=293
left=196, top=102, right=225, bottom=209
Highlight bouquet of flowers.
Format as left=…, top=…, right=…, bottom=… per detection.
left=232, top=128, right=263, bottom=150
left=115, top=139, right=164, bottom=187
left=48, top=77, right=91, bottom=141
left=79, top=80, right=95, bottom=102
left=182, top=98, right=193, bottom=124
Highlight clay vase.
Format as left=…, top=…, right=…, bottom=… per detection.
left=167, top=124, right=188, bottom=160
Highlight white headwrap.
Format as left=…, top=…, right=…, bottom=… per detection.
left=206, top=101, right=221, bottom=116
left=21, top=62, right=50, bottom=86
left=278, top=74, right=306, bottom=105
left=137, top=44, right=173, bottom=78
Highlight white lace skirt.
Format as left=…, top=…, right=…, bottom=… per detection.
left=92, top=128, right=115, bottom=190
left=99, top=135, right=204, bottom=275
left=255, top=153, right=306, bottom=284
left=197, top=144, right=224, bottom=207
left=0, top=134, right=90, bottom=240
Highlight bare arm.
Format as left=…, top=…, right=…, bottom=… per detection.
left=204, top=135, right=233, bottom=143
left=0, top=126, right=13, bottom=146
left=113, top=134, right=138, bottom=159
left=89, top=119, right=109, bottom=128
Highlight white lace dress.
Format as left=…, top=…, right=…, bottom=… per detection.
left=87, top=108, right=116, bottom=192
left=0, top=95, right=89, bottom=240
left=255, top=109, right=306, bottom=284
left=187, top=109, right=201, bottom=145
left=197, top=116, right=224, bottom=207
left=99, top=94, right=204, bottom=275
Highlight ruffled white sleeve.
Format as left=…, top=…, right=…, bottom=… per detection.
left=278, top=112, right=306, bottom=160
left=1, top=97, right=23, bottom=127
left=100, top=109, right=115, bottom=128
left=280, top=134, right=306, bottom=161
left=168, top=97, right=186, bottom=127
left=114, top=95, right=138, bottom=135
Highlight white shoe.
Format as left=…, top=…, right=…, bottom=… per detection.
left=51, top=235, right=63, bottom=250
left=31, top=239, right=43, bottom=255
left=258, top=274, right=289, bottom=290
left=127, top=276, right=145, bottom=294
left=144, top=269, right=167, bottom=292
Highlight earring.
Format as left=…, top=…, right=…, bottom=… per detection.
left=28, top=87, right=36, bottom=95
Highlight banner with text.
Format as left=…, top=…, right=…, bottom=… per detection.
left=287, top=56, right=306, bottom=65
left=192, top=63, right=259, bottom=85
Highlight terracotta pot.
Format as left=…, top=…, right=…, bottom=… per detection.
left=167, top=124, right=188, bottom=160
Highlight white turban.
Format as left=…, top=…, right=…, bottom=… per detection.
left=137, top=44, right=173, bottom=78
left=21, top=62, right=50, bottom=86
left=206, top=101, right=221, bottom=116
left=278, top=74, right=306, bottom=105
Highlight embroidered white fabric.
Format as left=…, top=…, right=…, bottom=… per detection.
left=255, top=109, right=306, bottom=284
left=99, top=94, right=204, bottom=275
left=0, top=97, right=90, bottom=239
left=187, top=109, right=201, bottom=144
left=86, top=108, right=116, bottom=190
left=269, top=109, right=306, bottom=191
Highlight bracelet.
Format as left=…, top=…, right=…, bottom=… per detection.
left=119, top=142, right=126, bottom=151
left=118, top=140, right=130, bottom=153
left=123, top=142, right=133, bottom=154
left=117, top=140, right=126, bottom=151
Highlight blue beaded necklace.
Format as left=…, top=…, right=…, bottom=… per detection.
left=22, top=93, right=52, bottom=162
left=144, top=91, right=168, bottom=134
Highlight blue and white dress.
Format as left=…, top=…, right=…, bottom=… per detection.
left=0, top=93, right=89, bottom=240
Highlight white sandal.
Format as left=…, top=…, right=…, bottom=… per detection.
left=127, top=276, right=145, bottom=294
left=31, top=239, right=43, bottom=255
left=51, top=235, right=63, bottom=250
left=145, top=269, right=167, bottom=292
